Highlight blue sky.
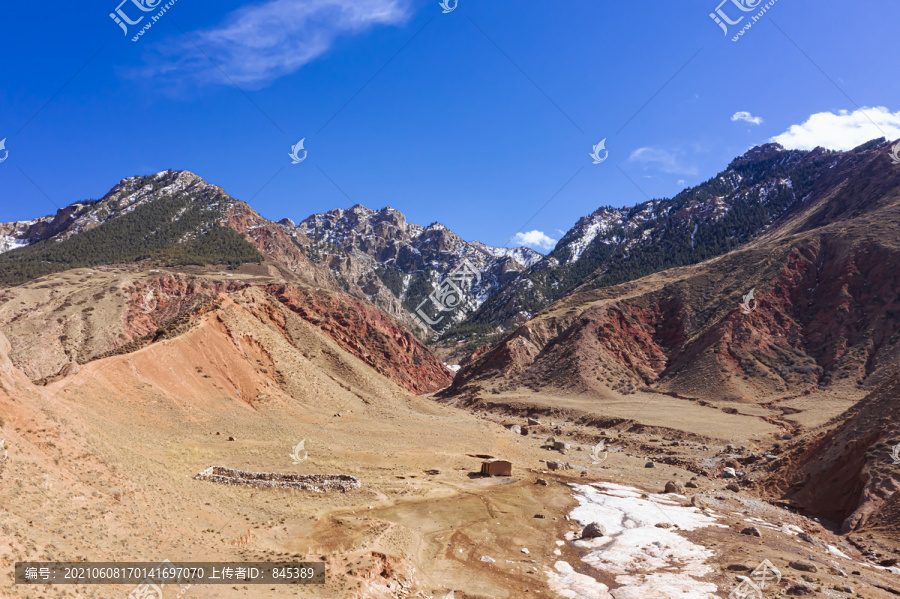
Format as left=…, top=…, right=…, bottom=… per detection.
left=1, top=0, right=899, bottom=252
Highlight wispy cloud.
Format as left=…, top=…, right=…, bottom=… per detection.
left=731, top=111, right=763, bottom=125
left=512, top=230, right=557, bottom=251
left=628, top=147, right=699, bottom=176
left=771, top=107, right=900, bottom=150
left=138, top=0, right=410, bottom=89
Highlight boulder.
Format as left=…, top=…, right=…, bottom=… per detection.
left=785, top=585, right=816, bottom=596
left=726, top=564, right=752, bottom=572
left=527, top=418, right=542, bottom=426
left=546, top=460, right=572, bottom=471
left=581, top=522, right=606, bottom=539
left=789, top=560, right=818, bottom=573
left=740, top=526, right=762, bottom=537
left=508, top=425, right=522, bottom=435
left=722, top=467, right=737, bottom=478
left=664, top=481, right=685, bottom=494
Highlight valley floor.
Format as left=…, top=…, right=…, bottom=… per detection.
left=1, top=296, right=899, bottom=598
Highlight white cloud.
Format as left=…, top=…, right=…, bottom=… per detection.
left=139, top=0, right=409, bottom=88
left=628, top=147, right=699, bottom=176
left=770, top=107, right=900, bottom=151
left=732, top=111, right=763, bottom=125
left=511, top=230, right=557, bottom=251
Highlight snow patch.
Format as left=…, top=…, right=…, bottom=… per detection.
left=545, top=561, right=612, bottom=599
left=548, top=483, right=724, bottom=599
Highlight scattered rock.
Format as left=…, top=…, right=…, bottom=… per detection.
left=527, top=418, right=541, bottom=426
left=546, top=460, right=571, bottom=471
left=227, top=436, right=236, bottom=442
left=797, top=532, right=828, bottom=551
left=685, top=481, right=699, bottom=488
left=655, top=522, right=672, bottom=529
left=581, top=523, right=606, bottom=539
left=535, top=479, right=548, bottom=486
left=552, top=440, right=571, bottom=451
left=480, top=556, right=495, bottom=563
left=726, top=564, right=752, bottom=572
left=832, top=584, right=854, bottom=593
left=726, top=483, right=741, bottom=492
left=785, top=585, right=815, bottom=596
left=740, top=526, right=762, bottom=537
left=664, top=481, right=685, bottom=494
left=789, top=560, right=818, bottom=573
left=722, top=467, right=737, bottom=478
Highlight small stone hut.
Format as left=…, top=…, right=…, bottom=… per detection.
left=480, top=459, right=512, bottom=477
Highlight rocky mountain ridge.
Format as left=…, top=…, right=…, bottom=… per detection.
left=446, top=138, right=900, bottom=401
left=464, top=142, right=879, bottom=331
left=285, top=204, right=541, bottom=335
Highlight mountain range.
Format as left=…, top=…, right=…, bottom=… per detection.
left=2, top=138, right=900, bottom=549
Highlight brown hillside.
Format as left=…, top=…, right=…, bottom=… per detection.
left=446, top=142, right=900, bottom=403
left=0, top=266, right=451, bottom=395
left=765, top=373, right=900, bottom=536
